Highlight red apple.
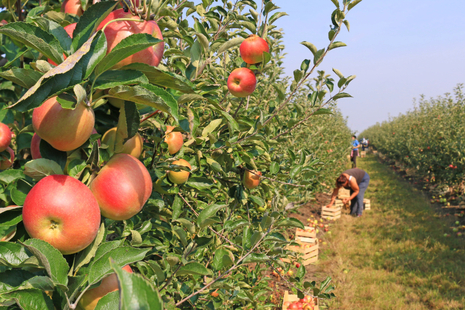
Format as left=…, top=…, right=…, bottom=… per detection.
left=31, top=133, right=42, bottom=159
left=168, top=159, right=191, bottom=184
left=32, top=97, right=95, bottom=152
left=0, top=122, right=12, bottom=152
left=227, top=68, right=256, bottom=97
left=102, top=127, right=143, bottom=158
left=0, top=147, right=14, bottom=170
left=165, top=126, right=183, bottom=155
left=239, top=34, right=269, bottom=64
left=77, top=265, right=133, bottom=310
left=61, top=0, right=83, bottom=16
left=49, top=23, right=77, bottom=66
left=90, top=154, right=152, bottom=220
left=22, top=175, right=101, bottom=254
left=243, top=170, right=261, bottom=189
left=97, top=9, right=164, bottom=69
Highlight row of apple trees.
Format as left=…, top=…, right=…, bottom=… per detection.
left=0, top=0, right=358, bottom=309
left=361, top=84, right=465, bottom=191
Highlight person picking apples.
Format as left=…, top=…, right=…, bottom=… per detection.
left=326, top=168, right=370, bottom=217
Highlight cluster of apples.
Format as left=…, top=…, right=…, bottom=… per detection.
left=227, top=35, right=269, bottom=97
left=55, top=4, right=164, bottom=69
left=0, top=123, right=14, bottom=170
left=283, top=296, right=317, bottom=310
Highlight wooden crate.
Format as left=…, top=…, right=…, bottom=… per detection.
left=296, top=226, right=317, bottom=238
left=282, top=239, right=319, bottom=266
left=373, top=150, right=378, bottom=154
left=364, top=198, right=371, bottom=210
left=338, top=188, right=350, bottom=199
left=322, top=206, right=342, bottom=220
left=282, top=291, right=319, bottom=310
left=361, top=151, right=366, bottom=158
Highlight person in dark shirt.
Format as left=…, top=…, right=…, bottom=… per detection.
left=326, top=168, right=370, bottom=217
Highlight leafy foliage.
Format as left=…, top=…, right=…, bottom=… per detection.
left=0, top=0, right=361, bottom=309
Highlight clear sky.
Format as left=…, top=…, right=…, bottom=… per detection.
left=273, top=0, right=465, bottom=133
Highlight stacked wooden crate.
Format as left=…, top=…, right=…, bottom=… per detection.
left=338, top=188, right=350, bottom=199
left=364, top=198, right=371, bottom=210
left=282, top=291, right=319, bottom=310
left=321, top=206, right=342, bottom=220
left=283, top=227, right=318, bottom=266
left=361, top=151, right=366, bottom=157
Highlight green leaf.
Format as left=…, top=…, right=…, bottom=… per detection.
left=348, top=0, right=362, bottom=11
left=293, top=70, right=303, bottom=83
left=212, top=248, right=233, bottom=270
left=277, top=218, right=304, bottom=229
left=121, top=63, right=195, bottom=93
left=95, top=34, right=162, bottom=75
left=216, top=37, right=244, bottom=54
left=74, top=223, right=106, bottom=272
left=177, top=262, right=211, bottom=276
left=172, top=195, right=183, bottom=220
left=330, top=0, right=340, bottom=8
left=117, top=101, right=140, bottom=141
left=249, top=195, right=265, bottom=206
left=186, top=178, right=214, bottom=190
left=177, top=93, right=204, bottom=105
left=314, top=48, right=325, bottom=64
left=2, top=289, right=54, bottom=310
left=94, top=290, right=120, bottom=310
left=0, top=68, right=43, bottom=89
left=0, top=242, right=32, bottom=268
left=9, top=32, right=99, bottom=112
left=88, top=247, right=150, bottom=285
left=202, top=119, right=222, bottom=137
left=72, top=1, right=117, bottom=51
left=23, top=159, right=64, bottom=181
left=332, top=68, right=344, bottom=79
left=224, top=219, right=249, bottom=231
left=300, top=41, right=317, bottom=56
left=242, top=253, right=269, bottom=264
left=39, top=140, right=67, bottom=171
left=0, top=22, right=64, bottom=64
left=110, top=262, right=163, bottom=310
left=0, top=170, right=25, bottom=184
left=313, top=108, right=333, bottom=115
left=22, top=239, right=69, bottom=289
left=332, top=92, right=352, bottom=100
left=328, top=41, right=347, bottom=51
left=93, top=70, right=149, bottom=89
left=300, top=59, right=310, bottom=72
left=197, top=204, right=227, bottom=229
left=270, top=162, right=280, bottom=174
left=108, top=84, right=179, bottom=123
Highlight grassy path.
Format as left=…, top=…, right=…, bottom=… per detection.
left=318, top=155, right=465, bottom=310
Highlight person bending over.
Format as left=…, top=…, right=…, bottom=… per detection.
left=326, top=168, right=370, bottom=217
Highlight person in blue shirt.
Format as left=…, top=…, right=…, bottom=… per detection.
left=351, top=135, right=359, bottom=168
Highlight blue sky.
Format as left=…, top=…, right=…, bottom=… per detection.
left=273, top=0, right=465, bottom=133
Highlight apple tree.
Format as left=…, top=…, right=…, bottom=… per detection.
left=0, top=0, right=360, bottom=309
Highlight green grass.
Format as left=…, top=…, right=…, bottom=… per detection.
left=319, top=155, right=465, bottom=310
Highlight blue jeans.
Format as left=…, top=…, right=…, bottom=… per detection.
left=350, top=173, right=370, bottom=216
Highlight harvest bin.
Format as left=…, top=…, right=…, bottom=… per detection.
left=282, top=237, right=319, bottom=266
left=364, top=198, right=371, bottom=210
left=295, top=226, right=317, bottom=238
left=282, top=291, right=320, bottom=310
left=321, top=206, right=342, bottom=220
left=338, top=188, right=350, bottom=199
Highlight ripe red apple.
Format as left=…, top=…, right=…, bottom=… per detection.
left=48, top=23, right=77, bottom=66
left=243, top=170, right=261, bottom=189
left=239, top=34, right=269, bottom=64
left=0, top=122, right=12, bottom=152
left=0, top=147, right=14, bottom=170
left=168, top=159, right=191, bottom=184
left=61, top=0, right=83, bottom=16
left=77, top=265, right=133, bottom=310
left=227, top=68, right=256, bottom=98
left=97, top=9, right=164, bottom=69
left=90, top=154, right=152, bottom=220
left=22, top=175, right=101, bottom=254
left=32, top=97, right=95, bottom=152
left=30, top=133, right=42, bottom=159
left=102, top=127, right=143, bottom=158
left=165, top=126, right=183, bottom=155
